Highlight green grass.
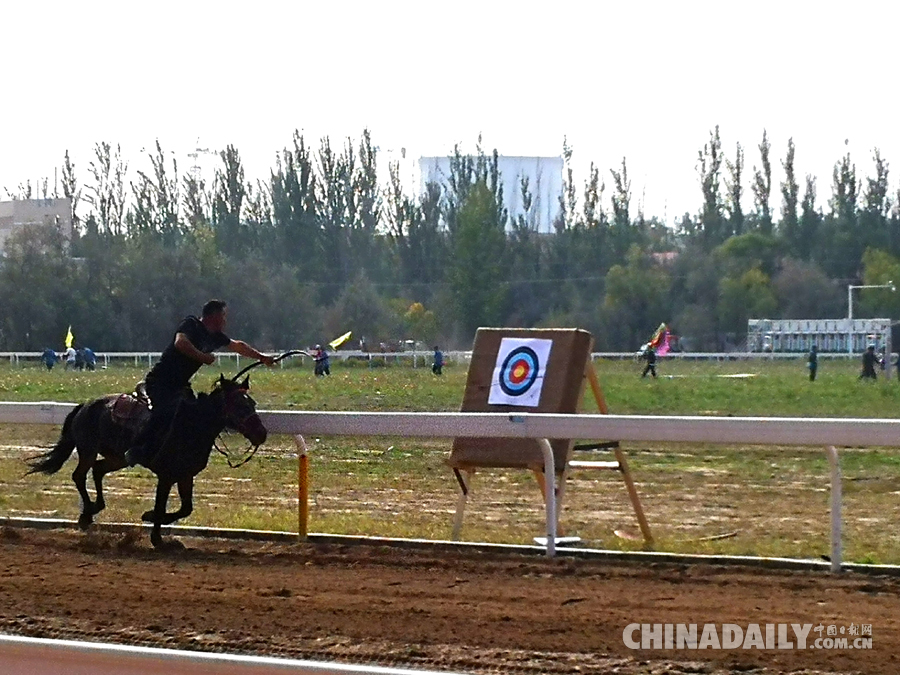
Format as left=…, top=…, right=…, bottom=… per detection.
left=3, top=356, right=900, bottom=564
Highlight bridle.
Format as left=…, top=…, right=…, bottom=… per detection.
left=214, top=384, right=262, bottom=469
left=222, top=387, right=259, bottom=432
left=214, top=350, right=307, bottom=468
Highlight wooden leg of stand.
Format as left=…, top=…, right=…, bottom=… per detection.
left=585, top=360, right=609, bottom=414
left=451, top=469, right=471, bottom=541
left=614, top=447, right=654, bottom=546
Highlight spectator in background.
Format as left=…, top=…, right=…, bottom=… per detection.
left=807, top=344, right=818, bottom=381
left=432, top=345, right=444, bottom=375
left=313, top=344, right=330, bottom=376
left=83, top=347, right=97, bottom=371
left=640, top=345, right=658, bottom=379
left=40, top=348, right=58, bottom=371
left=860, top=345, right=879, bottom=380
left=63, top=345, right=77, bottom=370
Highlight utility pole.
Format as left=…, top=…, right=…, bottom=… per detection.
left=187, top=138, right=217, bottom=182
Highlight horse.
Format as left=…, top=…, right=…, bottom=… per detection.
left=26, top=374, right=267, bottom=549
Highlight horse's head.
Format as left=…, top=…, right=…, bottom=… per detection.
left=213, top=375, right=267, bottom=447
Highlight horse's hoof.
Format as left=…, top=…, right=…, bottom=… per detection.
left=152, top=537, right=184, bottom=552
left=141, top=510, right=155, bottom=523
left=77, top=514, right=93, bottom=530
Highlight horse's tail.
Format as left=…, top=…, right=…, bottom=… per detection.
left=26, top=404, right=83, bottom=476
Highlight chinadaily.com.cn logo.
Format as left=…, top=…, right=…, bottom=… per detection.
left=623, top=623, right=873, bottom=650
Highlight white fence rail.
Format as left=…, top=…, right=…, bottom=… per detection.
left=0, top=634, right=465, bottom=675
left=2, top=402, right=897, bottom=570
left=0, top=350, right=878, bottom=368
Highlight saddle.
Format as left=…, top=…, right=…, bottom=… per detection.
left=107, top=382, right=151, bottom=433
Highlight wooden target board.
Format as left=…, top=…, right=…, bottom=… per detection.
left=449, top=328, right=593, bottom=471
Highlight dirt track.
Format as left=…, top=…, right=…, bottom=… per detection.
left=0, top=528, right=898, bottom=674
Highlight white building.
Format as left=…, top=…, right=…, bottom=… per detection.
left=0, top=198, right=73, bottom=255
left=418, top=155, right=563, bottom=233
left=747, top=318, right=891, bottom=354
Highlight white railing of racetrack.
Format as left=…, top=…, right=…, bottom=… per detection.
left=0, top=350, right=879, bottom=367
left=2, top=402, right=897, bottom=571
left=0, top=633, right=468, bottom=675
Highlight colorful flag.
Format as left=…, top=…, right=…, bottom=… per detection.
left=648, top=323, right=671, bottom=356
left=328, top=331, right=352, bottom=350
left=65, top=325, right=74, bottom=349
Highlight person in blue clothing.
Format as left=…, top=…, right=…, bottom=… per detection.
left=313, top=344, right=330, bottom=376
left=40, top=348, right=58, bottom=371
left=432, top=345, right=444, bottom=375
left=82, top=347, right=97, bottom=371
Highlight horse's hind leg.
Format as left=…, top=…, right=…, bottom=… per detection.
left=72, top=449, right=99, bottom=530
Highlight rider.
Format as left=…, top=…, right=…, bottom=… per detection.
left=125, top=299, right=274, bottom=468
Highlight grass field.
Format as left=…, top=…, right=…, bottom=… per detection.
left=2, top=355, right=900, bottom=564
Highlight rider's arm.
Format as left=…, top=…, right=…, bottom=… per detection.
left=173, top=332, right=216, bottom=365
left=228, top=339, right=275, bottom=366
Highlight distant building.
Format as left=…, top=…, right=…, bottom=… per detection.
left=0, top=198, right=73, bottom=255
left=418, top=155, right=563, bottom=233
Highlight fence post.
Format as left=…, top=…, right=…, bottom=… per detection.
left=294, top=435, right=310, bottom=541
left=536, top=438, right=556, bottom=557
left=825, top=445, right=842, bottom=573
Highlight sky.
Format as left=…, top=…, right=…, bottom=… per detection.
left=2, top=0, right=899, bottom=224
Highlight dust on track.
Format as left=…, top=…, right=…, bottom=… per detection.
left=1, top=527, right=898, bottom=674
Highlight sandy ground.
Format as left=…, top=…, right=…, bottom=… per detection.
left=0, top=528, right=898, bottom=674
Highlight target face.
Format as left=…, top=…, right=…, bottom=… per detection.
left=498, top=347, right=540, bottom=396
left=488, top=338, right=553, bottom=407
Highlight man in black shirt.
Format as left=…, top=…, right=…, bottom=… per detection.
left=125, top=299, right=274, bottom=468
left=640, top=345, right=657, bottom=378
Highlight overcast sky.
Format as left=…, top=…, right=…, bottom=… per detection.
left=2, top=0, right=898, bottom=223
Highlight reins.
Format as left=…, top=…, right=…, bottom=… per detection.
left=232, top=349, right=309, bottom=381
left=214, top=436, right=259, bottom=469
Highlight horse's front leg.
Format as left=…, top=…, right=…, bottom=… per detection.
left=90, top=455, right=126, bottom=517
left=161, top=477, right=195, bottom=526
left=143, top=478, right=174, bottom=548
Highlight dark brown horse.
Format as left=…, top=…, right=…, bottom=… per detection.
left=27, top=375, right=267, bottom=548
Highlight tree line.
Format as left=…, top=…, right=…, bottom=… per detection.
left=3, top=126, right=900, bottom=353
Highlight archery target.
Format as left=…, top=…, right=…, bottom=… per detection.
left=488, top=338, right=552, bottom=407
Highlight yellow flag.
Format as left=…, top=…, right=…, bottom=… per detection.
left=328, top=331, right=352, bottom=350
left=65, top=325, right=74, bottom=349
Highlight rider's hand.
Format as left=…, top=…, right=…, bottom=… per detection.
left=203, top=353, right=216, bottom=365
left=260, top=355, right=276, bottom=367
